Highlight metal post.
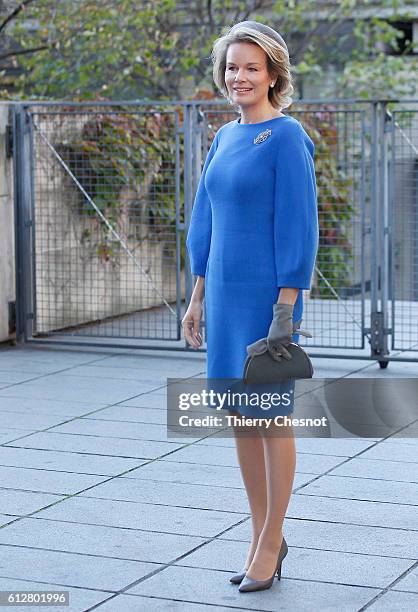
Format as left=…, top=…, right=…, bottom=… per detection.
left=360, top=110, right=367, bottom=349
left=381, top=102, right=392, bottom=351
left=370, top=101, right=389, bottom=364
left=12, top=104, right=34, bottom=343
left=174, top=109, right=182, bottom=339
left=183, top=103, right=194, bottom=331
left=389, top=107, right=396, bottom=349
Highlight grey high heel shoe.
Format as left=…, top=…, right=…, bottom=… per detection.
left=238, top=536, right=288, bottom=593
left=229, top=569, right=247, bottom=584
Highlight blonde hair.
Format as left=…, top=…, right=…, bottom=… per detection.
left=211, top=20, right=294, bottom=112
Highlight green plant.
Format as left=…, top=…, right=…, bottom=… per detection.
left=56, top=107, right=179, bottom=262
left=302, top=108, right=356, bottom=299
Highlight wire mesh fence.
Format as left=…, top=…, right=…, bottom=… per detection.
left=12, top=99, right=418, bottom=364
left=27, top=106, right=181, bottom=341
left=390, top=108, right=418, bottom=352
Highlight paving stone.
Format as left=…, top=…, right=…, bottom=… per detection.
left=0, top=348, right=108, bottom=372
left=0, top=545, right=158, bottom=591
left=97, top=593, right=251, bottom=611
left=158, top=443, right=346, bottom=476
left=324, top=514, right=418, bottom=559
left=391, top=565, right=418, bottom=593
left=80, top=476, right=249, bottom=513
left=219, top=518, right=418, bottom=560
left=298, top=474, right=418, bottom=505
left=0, top=577, right=111, bottom=612
left=330, top=457, right=418, bottom=483
left=121, top=459, right=244, bottom=489
left=49, top=418, right=200, bottom=443
left=4, top=431, right=183, bottom=459
left=35, top=496, right=247, bottom=537
left=196, top=435, right=241, bottom=449
left=0, top=358, right=62, bottom=374
left=0, top=396, right=106, bottom=415
left=0, top=517, right=206, bottom=563
left=293, top=473, right=319, bottom=488
left=58, top=364, right=174, bottom=381
left=289, top=493, right=418, bottom=530
left=120, top=395, right=173, bottom=409
left=294, top=438, right=378, bottom=456
left=83, top=406, right=169, bottom=424
left=94, top=353, right=204, bottom=373
left=295, top=453, right=347, bottom=474
left=0, top=344, right=416, bottom=611
left=0, top=489, right=64, bottom=516
left=0, top=375, right=159, bottom=404
left=366, top=590, right=418, bottom=610
left=0, top=371, right=42, bottom=384
left=359, top=441, right=418, bottom=463
left=0, top=446, right=145, bottom=475
left=174, top=538, right=412, bottom=588
left=128, top=565, right=378, bottom=611
left=0, top=429, right=35, bottom=444
left=0, top=514, right=17, bottom=527
left=0, top=465, right=110, bottom=495
left=0, top=411, right=73, bottom=430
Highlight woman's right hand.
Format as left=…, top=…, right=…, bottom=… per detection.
left=181, top=300, right=203, bottom=349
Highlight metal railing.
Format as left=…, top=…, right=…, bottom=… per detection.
left=12, top=99, right=418, bottom=367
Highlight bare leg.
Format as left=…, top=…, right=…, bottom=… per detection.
left=229, top=409, right=268, bottom=569
left=245, top=418, right=296, bottom=580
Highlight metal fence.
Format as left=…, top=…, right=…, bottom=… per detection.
left=12, top=99, right=418, bottom=367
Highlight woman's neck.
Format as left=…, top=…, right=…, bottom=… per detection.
left=239, top=106, right=284, bottom=125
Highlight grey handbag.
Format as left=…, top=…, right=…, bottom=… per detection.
left=243, top=341, right=314, bottom=384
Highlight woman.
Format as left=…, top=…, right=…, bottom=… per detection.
left=182, top=21, right=319, bottom=593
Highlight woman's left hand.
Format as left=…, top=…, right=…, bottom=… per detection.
left=266, top=303, right=294, bottom=361
left=246, top=305, right=313, bottom=360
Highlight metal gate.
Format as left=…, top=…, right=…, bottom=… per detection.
left=13, top=102, right=185, bottom=349
left=12, top=99, right=418, bottom=366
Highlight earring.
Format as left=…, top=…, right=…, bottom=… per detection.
left=270, top=82, right=275, bottom=87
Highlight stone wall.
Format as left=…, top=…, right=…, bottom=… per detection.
left=0, top=103, right=15, bottom=342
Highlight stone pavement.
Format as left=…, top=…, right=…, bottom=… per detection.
left=0, top=344, right=416, bottom=612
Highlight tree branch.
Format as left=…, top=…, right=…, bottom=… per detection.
left=0, top=43, right=50, bottom=61
left=0, top=0, right=38, bottom=35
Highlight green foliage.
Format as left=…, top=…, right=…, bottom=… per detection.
left=55, top=108, right=179, bottom=262
left=302, top=110, right=356, bottom=298
left=3, top=0, right=190, bottom=100
left=2, top=0, right=417, bottom=101
left=57, top=113, right=146, bottom=219
left=334, top=1, right=418, bottom=99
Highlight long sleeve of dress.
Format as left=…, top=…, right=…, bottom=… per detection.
left=274, top=121, right=319, bottom=290
left=185, top=128, right=221, bottom=277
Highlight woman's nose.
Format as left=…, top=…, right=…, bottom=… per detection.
left=234, top=71, right=248, bottom=82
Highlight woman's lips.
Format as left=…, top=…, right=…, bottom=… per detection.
left=234, top=88, right=253, bottom=94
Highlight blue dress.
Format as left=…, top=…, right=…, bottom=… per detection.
left=186, top=115, right=319, bottom=417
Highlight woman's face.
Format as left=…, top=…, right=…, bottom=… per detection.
left=225, top=42, right=273, bottom=109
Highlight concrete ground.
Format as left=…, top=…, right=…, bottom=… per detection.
left=0, top=343, right=416, bottom=612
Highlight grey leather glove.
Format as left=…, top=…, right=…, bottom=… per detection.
left=246, top=303, right=313, bottom=362
left=267, top=303, right=295, bottom=361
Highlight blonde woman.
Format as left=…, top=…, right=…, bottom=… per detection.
left=182, top=21, right=318, bottom=593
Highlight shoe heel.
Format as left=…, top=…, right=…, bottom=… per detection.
left=277, top=562, right=282, bottom=580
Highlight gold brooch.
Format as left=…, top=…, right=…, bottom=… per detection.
left=253, top=129, right=272, bottom=144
